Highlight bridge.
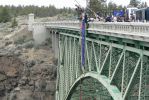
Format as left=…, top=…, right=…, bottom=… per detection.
left=28, top=14, right=149, bottom=100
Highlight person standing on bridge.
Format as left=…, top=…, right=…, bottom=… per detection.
left=130, top=13, right=135, bottom=22
left=75, top=5, right=84, bottom=22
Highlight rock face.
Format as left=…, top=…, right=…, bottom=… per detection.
left=0, top=46, right=57, bottom=100
left=0, top=55, right=23, bottom=100
left=0, top=24, right=57, bottom=100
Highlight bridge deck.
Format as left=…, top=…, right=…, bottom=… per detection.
left=35, top=21, right=149, bottom=42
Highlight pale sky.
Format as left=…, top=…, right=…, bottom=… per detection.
left=0, top=0, right=149, bottom=8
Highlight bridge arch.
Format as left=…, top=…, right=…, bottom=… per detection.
left=65, top=72, right=123, bottom=100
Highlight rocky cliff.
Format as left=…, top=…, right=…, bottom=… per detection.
left=0, top=19, right=57, bottom=100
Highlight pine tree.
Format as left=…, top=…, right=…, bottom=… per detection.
left=0, top=7, right=11, bottom=23
left=88, top=0, right=107, bottom=17
left=144, top=2, right=148, bottom=8
left=11, top=17, right=18, bottom=28
left=108, top=1, right=117, bottom=11
left=129, top=0, right=140, bottom=7
left=89, top=0, right=102, bottom=16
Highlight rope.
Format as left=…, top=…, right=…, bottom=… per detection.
left=80, top=79, right=82, bottom=100
left=74, top=0, right=97, bottom=18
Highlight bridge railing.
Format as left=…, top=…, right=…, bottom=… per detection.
left=34, top=21, right=149, bottom=34
left=34, top=21, right=80, bottom=28
left=89, top=22, right=149, bottom=34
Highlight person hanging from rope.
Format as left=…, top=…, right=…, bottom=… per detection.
left=75, top=1, right=89, bottom=72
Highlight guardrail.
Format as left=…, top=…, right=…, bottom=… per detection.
left=89, top=22, right=149, bottom=33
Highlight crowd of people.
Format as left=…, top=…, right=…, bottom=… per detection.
left=75, top=5, right=138, bottom=23
left=92, top=13, right=136, bottom=22
left=105, top=14, right=135, bottom=22
left=77, top=13, right=137, bottom=23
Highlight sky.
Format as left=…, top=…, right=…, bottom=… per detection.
left=0, top=0, right=149, bottom=8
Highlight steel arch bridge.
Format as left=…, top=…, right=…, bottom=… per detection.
left=32, top=21, right=149, bottom=100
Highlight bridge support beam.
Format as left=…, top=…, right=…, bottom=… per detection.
left=28, top=13, right=34, bottom=31
left=50, top=31, right=59, bottom=58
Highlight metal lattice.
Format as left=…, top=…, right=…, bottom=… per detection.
left=50, top=28, right=149, bottom=100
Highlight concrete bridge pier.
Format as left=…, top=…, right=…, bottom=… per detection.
left=28, top=13, right=34, bottom=31
left=49, top=30, right=59, bottom=59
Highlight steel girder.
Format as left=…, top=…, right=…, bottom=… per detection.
left=52, top=28, right=149, bottom=100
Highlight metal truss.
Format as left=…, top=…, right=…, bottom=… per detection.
left=53, top=29, right=149, bottom=100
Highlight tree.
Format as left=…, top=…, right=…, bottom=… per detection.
left=107, top=1, right=117, bottom=13
left=88, top=0, right=102, bottom=17
left=108, top=1, right=117, bottom=9
left=145, top=2, right=148, bottom=7
left=129, top=0, right=140, bottom=7
left=11, top=17, right=18, bottom=28
left=0, top=7, right=11, bottom=23
left=88, top=0, right=109, bottom=17
left=89, top=0, right=101, bottom=12
left=141, top=2, right=148, bottom=8
left=0, top=5, right=75, bottom=19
